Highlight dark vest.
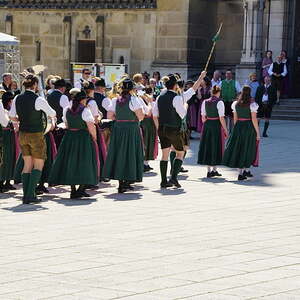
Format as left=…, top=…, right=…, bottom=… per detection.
left=16, top=91, right=43, bottom=133
left=94, top=92, right=107, bottom=119
left=157, top=90, right=182, bottom=128
left=47, top=90, right=63, bottom=123
left=272, top=62, right=284, bottom=75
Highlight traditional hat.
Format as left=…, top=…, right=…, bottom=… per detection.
left=95, top=78, right=106, bottom=88
left=54, top=78, right=67, bottom=88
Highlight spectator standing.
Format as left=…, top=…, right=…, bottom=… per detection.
left=262, top=50, right=273, bottom=79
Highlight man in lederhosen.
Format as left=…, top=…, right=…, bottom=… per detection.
left=9, top=75, right=56, bottom=204
left=153, top=71, right=206, bottom=189
left=47, top=78, right=70, bottom=148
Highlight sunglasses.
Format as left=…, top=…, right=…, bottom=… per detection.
left=84, top=72, right=91, bottom=75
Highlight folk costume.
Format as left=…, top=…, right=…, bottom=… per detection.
left=221, top=79, right=241, bottom=119
left=196, top=86, right=211, bottom=133
left=268, top=60, right=287, bottom=101
left=9, top=89, right=56, bottom=204
left=48, top=93, right=98, bottom=198
left=47, top=79, right=70, bottom=148
left=0, top=92, right=18, bottom=191
left=222, top=101, right=259, bottom=180
left=153, top=75, right=195, bottom=188
left=197, top=96, right=226, bottom=177
left=140, top=96, right=157, bottom=172
left=255, top=82, right=277, bottom=137
left=103, top=79, right=145, bottom=193
left=0, top=100, right=10, bottom=192
left=14, top=132, right=57, bottom=194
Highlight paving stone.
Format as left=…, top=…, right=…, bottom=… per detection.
left=0, top=120, right=300, bottom=299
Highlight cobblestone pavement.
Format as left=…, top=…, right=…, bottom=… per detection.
left=1, top=120, right=300, bottom=300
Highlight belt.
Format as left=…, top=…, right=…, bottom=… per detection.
left=206, top=117, right=219, bottom=120
left=238, top=118, right=251, bottom=121
left=69, top=128, right=81, bottom=131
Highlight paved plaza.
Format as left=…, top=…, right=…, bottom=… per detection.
left=1, top=120, right=300, bottom=300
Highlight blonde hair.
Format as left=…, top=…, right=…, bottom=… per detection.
left=133, top=73, right=143, bottom=83
left=161, top=76, right=169, bottom=84
left=211, top=85, right=221, bottom=95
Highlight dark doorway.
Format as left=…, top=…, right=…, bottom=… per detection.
left=77, top=40, right=95, bottom=63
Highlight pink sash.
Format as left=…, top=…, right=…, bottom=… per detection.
left=153, top=134, right=159, bottom=160
left=99, top=129, right=107, bottom=161
left=14, top=131, right=21, bottom=162
left=238, top=118, right=251, bottom=121
left=93, top=140, right=101, bottom=177
left=252, top=140, right=260, bottom=167
left=48, top=132, right=58, bottom=160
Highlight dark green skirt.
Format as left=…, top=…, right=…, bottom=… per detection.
left=103, top=121, right=144, bottom=181
left=48, top=130, right=98, bottom=185
left=0, top=129, right=16, bottom=181
left=223, top=120, right=256, bottom=168
left=198, top=120, right=223, bottom=166
left=14, top=133, right=56, bottom=184
left=140, top=117, right=158, bottom=161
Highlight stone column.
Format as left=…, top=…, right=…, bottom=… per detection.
left=236, top=0, right=265, bottom=85
left=63, top=16, right=72, bottom=80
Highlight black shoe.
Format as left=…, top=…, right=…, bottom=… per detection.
left=85, top=184, right=98, bottom=190
left=100, top=178, right=110, bottom=183
left=207, top=172, right=214, bottom=178
left=5, top=183, right=16, bottom=190
left=179, top=167, right=188, bottom=173
left=148, top=165, right=153, bottom=170
left=124, top=182, right=134, bottom=191
left=0, top=187, right=9, bottom=193
left=144, top=165, right=151, bottom=172
left=22, top=197, right=41, bottom=204
left=118, top=186, right=127, bottom=193
left=160, top=181, right=173, bottom=188
left=243, top=171, right=253, bottom=178
left=77, top=190, right=91, bottom=198
left=169, top=179, right=181, bottom=188
left=70, top=191, right=81, bottom=199
left=212, top=171, right=222, bottom=177
left=36, top=185, right=49, bottom=195
left=263, top=133, right=268, bottom=137
left=238, top=174, right=247, bottom=181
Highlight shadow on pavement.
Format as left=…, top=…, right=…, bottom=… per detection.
left=52, top=198, right=97, bottom=206
left=2, top=204, right=48, bottom=212
left=153, top=188, right=187, bottom=196
left=104, top=193, right=143, bottom=201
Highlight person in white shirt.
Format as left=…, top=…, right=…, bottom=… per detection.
left=74, top=68, right=92, bottom=89
left=211, top=70, right=222, bottom=88
left=255, top=76, right=277, bottom=137
left=153, top=71, right=206, bottom=189
left=103, top=79, right=146, bottom=193
left=268, top=55, right=288, bottom=104
left=9, top=74, right=56, bottom=204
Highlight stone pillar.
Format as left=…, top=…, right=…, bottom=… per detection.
left=236, top=0, right=265, bottom=85
left=96, top=15, right=105, bottom=63
left=63, top=16, right=72, bottom=80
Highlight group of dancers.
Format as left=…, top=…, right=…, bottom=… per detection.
left=0, top=67, right=262, bottom=204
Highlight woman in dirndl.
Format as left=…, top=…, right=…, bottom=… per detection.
left=103, top=79, right=145, bottom=193
left=222, top=86, right=260, bottom=181
left=197, top=85, right=228, bottom=178
left=0, top=91, right=17, bottom=192
left=48, top=90, right=98, bottom=199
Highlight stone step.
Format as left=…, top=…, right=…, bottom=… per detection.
left=273, top=105, right=300, bottom=111
left=271, top=110, right=300, bottom=116
left=279, top=99, right=300, bottom=104
left=272, top=115, right=300, bottom=121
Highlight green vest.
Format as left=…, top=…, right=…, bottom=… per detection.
left=66, top=108, right=87, bottom=130
left=236, top=104, right=251, bottom=119
left=221, top=80, right=236, bottom=103
left=116, top=98, right=138, bottom=121
left=206, top=101, right=220, bottom=118
left=16, top=91, right=44, bottom=133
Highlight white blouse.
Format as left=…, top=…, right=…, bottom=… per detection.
left=231, top=101, right=259, bottom=113
left=62, top=107, right=95, bottom=124
left=201, top=100, right=225, bottom=117
left=108, top=96, right=144, bottom=113
left=87, top=99, right=99, bottom=117
left=0, top=102, right=9, bottom=127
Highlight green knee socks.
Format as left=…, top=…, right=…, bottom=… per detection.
left=170, top=151, right=176, bottom=174
left=21, top=173, right=30, bottom=199
left=27, top=169, right=42, bottom=199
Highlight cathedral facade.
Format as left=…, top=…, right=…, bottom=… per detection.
left=0, top=0, right=299, bottom=96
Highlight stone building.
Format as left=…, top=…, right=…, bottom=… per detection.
left=0, top=0, right=299, bottom=96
